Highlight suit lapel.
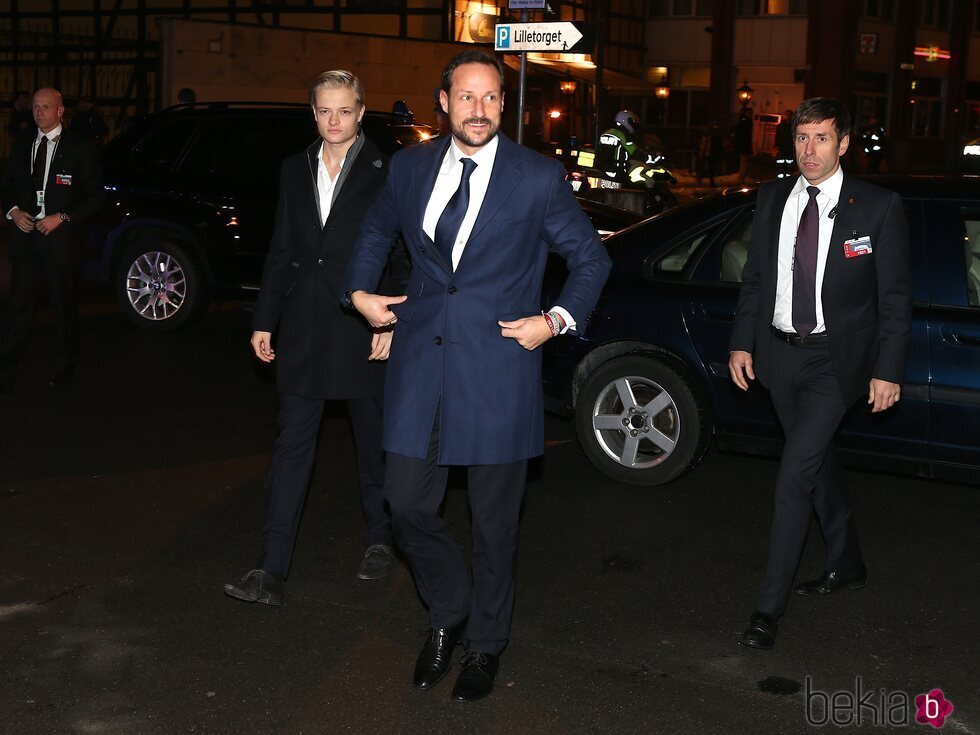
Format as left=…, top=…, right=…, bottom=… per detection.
left=768, top=177, right=794, bottom=276
left=826, top=175, right=858, bottom=284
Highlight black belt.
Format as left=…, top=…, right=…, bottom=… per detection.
left=770, top=326, right=829, bottom=346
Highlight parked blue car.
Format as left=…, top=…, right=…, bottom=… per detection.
left=543, top=177, right=980, bottom=486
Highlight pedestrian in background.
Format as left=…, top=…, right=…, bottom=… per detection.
left=70, top=96, right=109, bottom=146
left=223, top=70, right=406, bottom=606
left=0, top=87, right=104, bottom=394
left=343, top=50, right=610, bottom=702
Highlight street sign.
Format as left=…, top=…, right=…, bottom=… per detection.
left=508, top=0, right=547, bottom=8
left=494, top=21, right=595, bottom=54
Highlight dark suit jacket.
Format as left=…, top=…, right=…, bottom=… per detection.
left=1, top=127, right=103, bottom=256
left=730, top=174, right=912, bottom=406
left=343, top=133, right=612, bottom=465
left=253, top=135, right=405, bottom=400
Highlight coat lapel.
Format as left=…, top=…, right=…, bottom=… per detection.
left=415, top=137, right=454, bottom=273
left=769, top=177, right=794, bottom=275
left=464, top=134, right=523, bottom=246
left=306, top=142, right=322, bottom=229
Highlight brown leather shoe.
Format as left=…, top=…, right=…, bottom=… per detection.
left=794, top=564, right=867, bottom=596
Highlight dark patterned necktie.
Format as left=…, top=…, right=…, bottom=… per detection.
left=434, top=157, right=477, bottom=268
left=792, top=185, right=820, bottom=337
left=33, top=135, right=49, bottom=192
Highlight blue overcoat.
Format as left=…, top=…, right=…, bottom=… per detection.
left=343, top=133, right=611, bottom=465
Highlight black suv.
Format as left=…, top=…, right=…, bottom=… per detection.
left=82, top=102, right=437, bottom=330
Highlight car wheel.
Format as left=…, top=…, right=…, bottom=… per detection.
left=575, top=355, right=711, bottom=486
left=116, top=240, right=205, bottom=331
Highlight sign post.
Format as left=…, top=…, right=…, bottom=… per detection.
left=495, top=16, right=595, bottom=144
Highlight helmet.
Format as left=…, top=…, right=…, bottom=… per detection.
left=615, top=109, right=640, bottom=136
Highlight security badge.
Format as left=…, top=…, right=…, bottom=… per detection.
left=843, top=235, right=873, bottom=258
left=36, top=189, right=44, bottom=208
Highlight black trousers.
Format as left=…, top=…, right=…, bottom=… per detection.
left=258, top=393, right=389, bottom=577
left=757, top=337, right=863, bottom=617
left=385, top=412, right=528, bottom=656
left=0, top=230, right=77, bottom=382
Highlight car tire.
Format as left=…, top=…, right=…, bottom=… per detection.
left=116, top=240, right=205, bottom=331
left=574, top=355, right=711, bottom=486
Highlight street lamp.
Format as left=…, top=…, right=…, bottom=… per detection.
left=737, top=79, right=754, bottom=107
left=654, top=74, right=670, bottom=100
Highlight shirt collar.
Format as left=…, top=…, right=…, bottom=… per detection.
left=37, top=124, right=63, bottom=142
left=316, top=138, right=353, bottom=174
left=446, top=134, right=499, bottom=170
left=792, top=164, right=844, bottom=202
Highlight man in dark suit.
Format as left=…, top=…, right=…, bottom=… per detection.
left=0, top=87, right=103, bottom=393
left=223, top=71, right=404, bottom=606
left=729, top=97, right=912, bottom=649
left=343, top=51, right=611, bottom=702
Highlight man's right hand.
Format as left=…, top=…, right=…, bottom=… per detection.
left=10, top=209, right=36, bottom=233
left=729, top=350, right=755, bottom=391
left=251, top=330, right=275, bottom=363
left=350, top=290, right=407, bottom=328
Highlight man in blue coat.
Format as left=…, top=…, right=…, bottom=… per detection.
left=343, top=51, right=611, bottom=702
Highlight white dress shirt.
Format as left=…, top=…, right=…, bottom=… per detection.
left=772, top=165, right=844, bottom=334
left=316, top=141, right=345, bottom=225
left=422, top=137, right=575, bottom=331
left=6, top=123, right=62, bottom=220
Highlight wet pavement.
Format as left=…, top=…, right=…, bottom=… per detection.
left=1, top=286, right=978, bottom=734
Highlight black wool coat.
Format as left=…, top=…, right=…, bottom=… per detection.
left=253, top=135, right=406, bottom=399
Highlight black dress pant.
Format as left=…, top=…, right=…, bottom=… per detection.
left=385, top=411, right=527, bottom=656
left=258, top=392, right=389, bottom=577
left=0, top=230, right=77, bottom=382
left=757, top=337, right=863, bottom=617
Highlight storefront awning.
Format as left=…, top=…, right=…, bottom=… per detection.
left=503, top=57, right=652, bottom=95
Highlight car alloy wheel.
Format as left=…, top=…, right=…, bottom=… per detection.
left=116, top=239, right=204, bottom=331
left=575, top=355, right=710, bottom=485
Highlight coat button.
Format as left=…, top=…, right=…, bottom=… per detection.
left=434, top=336, right=443, bottom=345
left=317, top=259, right=324, bottom=267
left=448, top=285, right=457, bottom=295
left=420, top=246, right=426, bottom=254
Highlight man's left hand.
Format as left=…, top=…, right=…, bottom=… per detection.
left=499, top=316, right=553, bottom=351
left=868, top=378, right=901, bottom=413
left=34, top=214, right=64, bottom=235
left=369, top=328, right=393, bottom=361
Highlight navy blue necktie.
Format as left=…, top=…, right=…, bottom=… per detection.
left=434, top=157, right=477, bottom=268
left=792, top=185, right=820, bottom=337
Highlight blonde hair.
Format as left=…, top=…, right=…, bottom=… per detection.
left=309, top=70, right=364, bottom=108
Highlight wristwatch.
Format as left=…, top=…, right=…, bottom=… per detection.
left=59, top=212, right=71, bottom=222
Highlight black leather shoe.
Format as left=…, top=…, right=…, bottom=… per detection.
left=794, top=564, right=867, bottom=596
left=451, top=650, right=499, bottom=702
left=413, top=625, right=464, bottom=689
left=223, top=569, right=283, bottom=605
left=739, top=611, right=778, bottom=650
left=356, top=544, right=393, bottom=580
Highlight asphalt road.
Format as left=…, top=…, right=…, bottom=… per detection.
left=1, top=289, right=977, bottom=734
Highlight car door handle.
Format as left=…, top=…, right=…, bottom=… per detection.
left=940, top=326, right=980, bottom=347
left=693, top=302, right=735, bottom=321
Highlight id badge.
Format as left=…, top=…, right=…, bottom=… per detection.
left=843, top=235, right=872, bottom=258
left=36, top=189, right=45, bottom=208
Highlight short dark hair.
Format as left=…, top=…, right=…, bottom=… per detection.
left=440, top=50, right=505, bottom=93
left=792, top=97, right=851, bottom=141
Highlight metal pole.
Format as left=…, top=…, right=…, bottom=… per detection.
left=516, top=10, right=528, bottom=145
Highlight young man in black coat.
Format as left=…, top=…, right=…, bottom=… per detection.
left=224, top=71, right=405, bottom=605
left=0, top=87, right=103, bottom=393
